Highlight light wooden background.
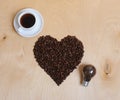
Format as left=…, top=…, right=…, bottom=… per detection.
left=0, top=0, right=120, bottom=100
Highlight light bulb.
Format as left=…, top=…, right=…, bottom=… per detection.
left=82, top=65, right=96, bottom=87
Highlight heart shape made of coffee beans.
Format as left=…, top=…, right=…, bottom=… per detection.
left=33, top=35, right=84, bottom=85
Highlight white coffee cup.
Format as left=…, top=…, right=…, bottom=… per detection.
left=18, top=13, right=36, bottom=31
left=14, top=8, right=44, bottom=37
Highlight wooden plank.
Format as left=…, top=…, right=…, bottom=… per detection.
left=0, top=0, right=120, bottom=100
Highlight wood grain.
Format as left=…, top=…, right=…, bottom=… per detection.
left=0, top=0, right=120, bottom=100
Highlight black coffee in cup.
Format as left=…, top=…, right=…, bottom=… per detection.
left=20, top=14, right=35, bottom=28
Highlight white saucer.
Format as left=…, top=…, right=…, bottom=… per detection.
left=13, top=8, right=44, bottom=37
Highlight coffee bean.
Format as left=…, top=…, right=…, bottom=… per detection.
left=33, top=35, right=84, bottom=85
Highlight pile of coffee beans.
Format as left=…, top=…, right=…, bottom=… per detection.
left=33, top=35, right=84, bottom=85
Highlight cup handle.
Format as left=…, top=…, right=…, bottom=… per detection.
left=18, top=27, right=22, bottom=33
